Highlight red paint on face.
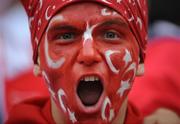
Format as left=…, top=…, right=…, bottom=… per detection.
left=39, top=2, right=139, bottom=124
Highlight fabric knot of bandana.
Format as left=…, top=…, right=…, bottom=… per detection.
left=21, top=0, right=148, bottom=64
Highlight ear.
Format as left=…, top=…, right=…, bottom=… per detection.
left=136, top=63, right=145, bottom=76
left=33, top=64, right=42, bottom=76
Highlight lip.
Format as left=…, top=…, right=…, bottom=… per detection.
left=75, top=73, right=106, bottom=114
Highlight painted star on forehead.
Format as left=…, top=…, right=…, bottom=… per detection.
left=123, top=49, right=132, bottom=67
left=117, top=79, right=131, bottom=97
left=67, top=108, right=77, bottom=123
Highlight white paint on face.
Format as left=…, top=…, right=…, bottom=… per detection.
left=123, top=49, right=132, bottom=67
left=42, top=71, right=56, bottom=99
left=105, top=50, right=120, bottom=74
left=126, top=62, right=136, bottom=78
left=67, top=108, right=77, bottom=123
left=48, top=87, right=56, bottom=99
left=101, top=97, right=115, bottom=122
left=117, top=79, right=130, bottom=97
left=58, top=89, right=67, bottom=113
left=83, top=22, right=98, bottom=46
left=42, top=71, right=50, bottom=84
left=45, top=36, right=65, bottom=69
left=101, top=8, right=111, bottom=16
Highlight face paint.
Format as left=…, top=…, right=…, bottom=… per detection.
left=45, top=36, right=65, bottom=69
left=39, top=2, right=139, bottom=124
left=117, top=79, right=131, bottom=97
left=101, top=97, right=115, bottom=122
left=57, top=89, right=67, bottom=113
left=83, top=22, right=98, bottom=46
left=105, top=50, right=120, bottom=74
left=42, top=71, right=56, bottom=99
left=123, top=49, right=132, bottom=67
left=44, top=15, right=66, bottom=69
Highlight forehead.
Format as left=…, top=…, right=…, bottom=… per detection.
left=50, top=2, right=127, bottom=26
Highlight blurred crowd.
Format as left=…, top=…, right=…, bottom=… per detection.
left=0, top=0, right=180, bottom=123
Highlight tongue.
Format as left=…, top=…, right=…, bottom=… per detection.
left=77, top=81, right=103, bottom=106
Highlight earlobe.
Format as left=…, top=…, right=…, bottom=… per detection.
left=33, top=64, right=42, bottom=76
left=136, top=63, right=144, bottom=76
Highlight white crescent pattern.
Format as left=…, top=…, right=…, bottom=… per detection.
left=101, top=97, right=115, bottom=122
left=105, top=50, right=120, bottom=74
left=44, top=33, right=65, bottom=69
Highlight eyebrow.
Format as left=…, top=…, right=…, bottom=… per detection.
left=98, top=19, right=128, bottom=28
left=48, top=25, right=78, bottom=32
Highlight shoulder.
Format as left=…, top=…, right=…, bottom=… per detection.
left=5, top=97, right=51, bottom=124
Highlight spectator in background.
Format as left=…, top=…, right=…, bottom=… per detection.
left=148, top=0, right=180, bottom=38
left=0, top=0, right=32, bottom=122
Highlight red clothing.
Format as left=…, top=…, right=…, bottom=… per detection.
left=6, top=97, right=142, bottom=124
left=129, top=37, right=180, bottom=116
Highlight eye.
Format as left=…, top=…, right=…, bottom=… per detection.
left=104, top=31, right=119, bottom=40
left=55, top=32, right=75, bottom=42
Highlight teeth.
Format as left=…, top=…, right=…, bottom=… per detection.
left=83, top=76, right=99, bottom=82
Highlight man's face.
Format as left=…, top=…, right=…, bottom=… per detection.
left=39, top=2, right=139, bottom=124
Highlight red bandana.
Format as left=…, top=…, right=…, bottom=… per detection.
left=21, top=0, right=148, bottom=64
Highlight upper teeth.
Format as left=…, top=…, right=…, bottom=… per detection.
left=82, top=76, right=99, bottom=82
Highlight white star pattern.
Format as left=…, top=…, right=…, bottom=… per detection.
left=123, top=49, right=132, bottom=67
left=67, top=108, right=77, bottom=123
left=117, top=79, right=131, bottom=97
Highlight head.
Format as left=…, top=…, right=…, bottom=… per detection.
left=22, top=0, right=148, bottom=123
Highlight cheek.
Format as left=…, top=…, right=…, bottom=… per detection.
left=109, top=53, right=125, bottom=72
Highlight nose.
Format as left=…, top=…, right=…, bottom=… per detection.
left=77, top=40, right=102, bottom=66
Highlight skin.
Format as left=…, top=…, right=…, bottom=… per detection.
left=144, top=108, right=180, bottom=124
left=38, top=2, right=140, bottom=124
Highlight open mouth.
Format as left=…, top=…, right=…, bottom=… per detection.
left=77, top=76, right=103, bottom=107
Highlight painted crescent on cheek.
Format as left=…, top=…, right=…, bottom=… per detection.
left=57, top=89, right=67, bottom=113
left=101, top=97, right=115, bottom=122
left=105, top=50, right=121, bottom=74
left=44, top=33, right=65, bottom=69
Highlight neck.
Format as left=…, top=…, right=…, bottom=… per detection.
left=112, top=98, right=128, bottom=124
left=51, top=97, right=66, bottom=124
